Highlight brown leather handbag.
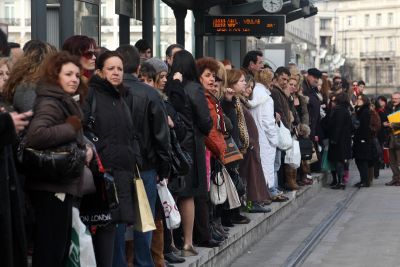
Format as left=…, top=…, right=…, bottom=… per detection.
left=222, top=136, right=243, bottom=165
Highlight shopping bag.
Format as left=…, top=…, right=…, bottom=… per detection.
left=157, top=182, right=181, bottom=229
left=222, top=135, right=243, bottom=165
left=66, top=207, right=96, bottom=267
left=222, top=166, right=241, bottom=209
left=284, top=139, right=301, bottom=169
left=133, top=166, right=156, bottom=232
left=321, top=146, right=335, bottom=172
left=383, top=147, right=390, bottom=164
left=277, top=123, right=293, bottom=151
left=210, top=162, right=227, bottom=205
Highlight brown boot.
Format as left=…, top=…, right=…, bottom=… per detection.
left=285, top=165, right=300, bottom=190
left=151, top=219, right=165, bottom=267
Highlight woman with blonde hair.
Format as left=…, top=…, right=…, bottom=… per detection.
left=251, top=69, right=287, bottom=201
left=0, top=57, right=12, bottom=109
left=3, top=40, right=57, bottom=113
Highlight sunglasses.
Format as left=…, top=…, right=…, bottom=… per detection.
left=82, top=50, right=96, bottom=59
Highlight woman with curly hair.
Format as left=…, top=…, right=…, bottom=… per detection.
left=3, top=40, right=56, bottom=113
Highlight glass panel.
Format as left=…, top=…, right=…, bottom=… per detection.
left=74, top=0, right=99, bottom=45
left=0, top=0, right=31, bottom=45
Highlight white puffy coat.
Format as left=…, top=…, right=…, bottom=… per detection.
left=248, top=83, right=278, bottom=188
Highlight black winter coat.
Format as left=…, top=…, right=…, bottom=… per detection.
left=0, top=113, right=27, bottom=267
left=302, top=80, right=321, bottom=140
left=327, top=104, right=352, bottom=161
left=176, top=81, right=212, bottom=197
left=123, top=74, right=171, bottom=178
left=353, top=104, right=372, bottom=161
left=83, top=75, right=136, bottom=223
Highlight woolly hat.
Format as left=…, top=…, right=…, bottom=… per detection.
left=145, top=58, right=168, bottom=74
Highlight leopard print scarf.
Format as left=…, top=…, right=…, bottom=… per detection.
left=235, top=97, right=249, bottom=154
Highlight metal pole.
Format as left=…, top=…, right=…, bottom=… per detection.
left=155, top=0, right=161, bottom=58
left=375, top=50, right=378, bottom=97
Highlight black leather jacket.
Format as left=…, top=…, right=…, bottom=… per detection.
left=123, top=74, right=171, bottom=178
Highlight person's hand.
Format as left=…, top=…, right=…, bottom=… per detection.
left=275, top=112, right=281, bottom=123
left=225, top=87, right=235, bottom=101
left=10, top=111, right=33, bottom=133
left=314, top=136, right=319, bottom=142
left=85, top=145, right=94, bottom=165
left=167, top=116, right=174, bottom=128
left=383, top=121, right=391, bottom=128
left=173, top=72, right=182, bottom=82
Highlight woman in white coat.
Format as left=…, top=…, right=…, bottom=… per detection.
left=248, top=69, right=287, bottom=201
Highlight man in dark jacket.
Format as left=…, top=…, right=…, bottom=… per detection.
left=302, top=68, right=322, bottom=142
left=385, top=92, right=400, bottom=186
left=0, top=111, right=32, bottom=267
left=115, top=44, right=172, bottom=267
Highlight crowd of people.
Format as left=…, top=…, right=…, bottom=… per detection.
left=0, top=29, right=398, bottom=267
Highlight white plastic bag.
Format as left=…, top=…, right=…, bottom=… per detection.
left=210, top=170, right=227, bottom=205
left=157, top=183, right=181, bottom=229
left=66, top=207, right=96, bottom=267
left=277, top=123, right=293, bottom=151
left=284, top=139, right=301, bottom=169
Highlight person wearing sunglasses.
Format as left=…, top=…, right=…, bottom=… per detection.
left=62, top=35, right=97, bottom=84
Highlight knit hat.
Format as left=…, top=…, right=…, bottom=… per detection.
left=145, top=58, right=168, bottom=74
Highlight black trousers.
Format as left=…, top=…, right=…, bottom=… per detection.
left=193, top=196, right=211, bottom=243
left=355, top=159, right=370, bottom=185
left=31, top=191, right=73, bottom=267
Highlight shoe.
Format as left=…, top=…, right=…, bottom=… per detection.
left=211, top=229, right=226, bottom=242
left=307, top=174, right=313, bottom=179
left=197, top=239, right=222, bottom=248
left=271, top=195, right=289, bottom=202
left=221, top=220, right=234, bottom=227
left=261, top=199, right=272, bottom=206
left=181, top=244, right=198, bottom=257
left=331, top=183, right=345, bottom=190
left=165, top=262, right=175, bottom=267
left=231, top=214, right=251, bottom=224
left=353, top=181, right=362, bottom=188
left=170, top=245, right=180, bottom=254
left=164, top=252, right=185, bottom=264
left=358, top=183, right=370, bottom=188
left=385, top=180, right=398, bottom=186
left=249, top=203, right=272, bottom=213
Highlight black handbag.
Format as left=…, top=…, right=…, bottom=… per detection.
left=298, top=137, right=314, bottom=160
left=170, top=129, right=192, bottom=176
left=17, top=97, right=86, bottom=183
left=227, top=167, right=245, bottom=197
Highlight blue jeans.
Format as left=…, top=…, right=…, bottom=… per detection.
left=112, top=169, right=157, bottom=267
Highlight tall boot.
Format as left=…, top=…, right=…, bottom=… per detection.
left=151, top=219, right=165, bottom=267
left=330, top=171, right=338, bottom=187
left=284, top=164, right=300, bottom=191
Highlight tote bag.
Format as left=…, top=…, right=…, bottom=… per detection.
left=157, top=183, right=181, bottom=229
left=133, top=166, right=156, bottom=232
left=222, top=166, right=241, bottom=209
left=277, top=123, right=293, bottom=151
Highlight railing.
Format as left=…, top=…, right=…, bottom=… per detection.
left=360, top=51, right=395, bottom=59
left=1, top=18, right=20, bottom=26
left=130, top=20, right=142, bottom=26
left=101, top=18, right=113, bottom=26
left=160, top=18, right=175, bottom=25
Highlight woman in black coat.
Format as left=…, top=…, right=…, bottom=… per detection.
left=82, top=51, right=136, bottom=267
left=328, top=92, right=352, bottom=189
left=353, top=94, right=373, bottom=187
left=168, top=50, right=213, bottom=256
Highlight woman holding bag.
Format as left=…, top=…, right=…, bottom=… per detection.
left=82, top=51, right=136, bottom=267
left=25, top=52, right=93, bottom=267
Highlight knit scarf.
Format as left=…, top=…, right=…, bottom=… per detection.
left=235, top=97, right=249, bottom=154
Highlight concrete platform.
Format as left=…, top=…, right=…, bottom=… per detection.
left=175, top=174, right=324, bottom=267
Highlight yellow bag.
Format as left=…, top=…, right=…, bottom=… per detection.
left=133, top=166, right=156, bottom=232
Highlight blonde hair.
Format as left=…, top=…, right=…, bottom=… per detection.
left=0, top=57, right=12, bottom=72
left=255, top=68, right=274, bottom=89
left=215, top=61, right=227, bottom=99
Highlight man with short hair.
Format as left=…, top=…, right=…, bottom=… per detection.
left=165, top=43, right=184, bottom=69
left=385, top=92, right=400, bottom=186
left=115, top=44, right=172, bottom=267
left=242, top=50, right=264, bottom=76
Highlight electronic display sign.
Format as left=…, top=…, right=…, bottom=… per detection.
left=203, top=15, right=285, bottom=36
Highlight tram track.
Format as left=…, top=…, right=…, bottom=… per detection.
left=283, top=186, right=360, bottom=267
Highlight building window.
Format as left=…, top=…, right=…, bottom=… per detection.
left=365, top=14, right=369, bottom=26
left=320, top=36, right=327, bottom=47
left=376, top=66, right=381, bottom=85
left=364, top=38, right=369, bottom=53
left=376, top=13, right=381, bottom=26
left=347, top=16, right=352, bottom=26
left=320, top=19, right=331, bottom=30
left=365, top=67, right=370, bottom=84
left=388, top=13, right=393, bottom=25
left=388, top=66, right=394, bottom=84
left=389, top=37, right=395, bottom=51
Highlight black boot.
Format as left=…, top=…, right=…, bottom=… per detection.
left=331, top=175, right=345, bottom=190
left=330, top=172, right=338, bottom=187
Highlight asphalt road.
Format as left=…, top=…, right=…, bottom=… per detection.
left=231, top=164, right=400, bottom=267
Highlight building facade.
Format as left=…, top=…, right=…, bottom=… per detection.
left=316, top=0, right=400, bottom=95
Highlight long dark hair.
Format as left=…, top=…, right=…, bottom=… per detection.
left=170, top=50, right=198, bottom=83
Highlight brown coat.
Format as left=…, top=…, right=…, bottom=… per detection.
left=239, top=103, right=270, bottom=202
left=25, top=83, right=86, bottom=196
